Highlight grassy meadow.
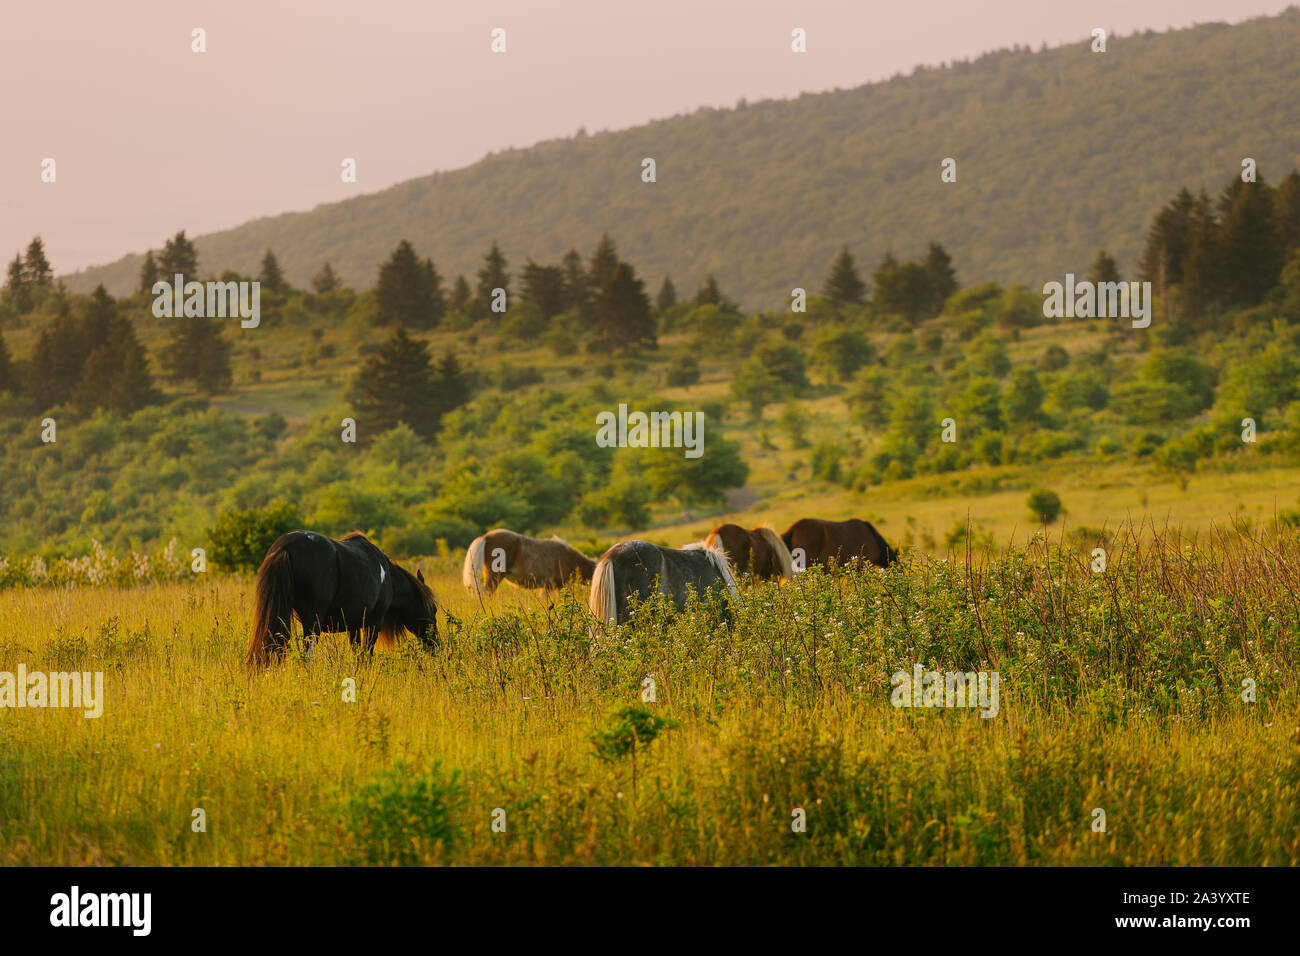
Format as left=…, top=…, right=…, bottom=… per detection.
left=2, top=523, right=1297, bottom=866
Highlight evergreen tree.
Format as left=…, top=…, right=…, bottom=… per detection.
left=431, top=350, right=471, bottom=418
left=656, top=276, right=677, bottom=311
left=82, top=285, right=117, bottom=351
left=694, top=274, right=723, bottom=306
left=138, top=251, right=161, bottom=293
left=348, top=325, right=445, bottom=441
left=163, top=317, right=232, bottom=393
left=590, top=261, right=656, bottom=353
left=922, top=242, right=958, bottom=310
left=1218, top=177, right=1282, bottom=306
left=158, top=231, right=199, bottom=280
left=23, top=237, right=53, bottom=287
left=587, top=235, right=620, bottom=292
left=0, top=329, right=13, bottom=393
left=474, top=241, right=510, bottom=319
left=521, top=259, right=568, bottom=319
left=1087, top=249, right=1121, bottom=285
left=1274, top=170, right=1300, bottom=259
left=374, top=240, right=443, bottom=328
left=4, top=253, right=30, bottom=313
left=450, top=274, right=471, bottom=312
left=29, top=306, right=83, bottom=408
left=311, top=262, right=340, bottom=294
left=562, top=248, right=588, bottom=314
left=823, top=247, right=867, bottom=307
left=1139, top=187, right=1197, bottom=289
left=75, top=301, right=159, bottom=415
left=259, top=249, right=287, bottom=293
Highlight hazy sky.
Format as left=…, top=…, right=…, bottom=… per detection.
left=2, top=0, right=1293, bottom=275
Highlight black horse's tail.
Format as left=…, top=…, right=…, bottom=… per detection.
left=248, top=546, right=295, bottom=669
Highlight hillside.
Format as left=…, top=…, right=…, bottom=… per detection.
left=61, top=10, right=1300, bottom=308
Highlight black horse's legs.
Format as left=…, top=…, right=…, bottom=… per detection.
left=347, top=627, right=361, bottom=651
left=362, top=624, right=381, bottom=657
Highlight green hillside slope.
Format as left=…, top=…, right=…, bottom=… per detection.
left=62, top=11, right=1300, bottom=308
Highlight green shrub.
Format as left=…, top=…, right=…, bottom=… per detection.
left=205, top=501, right=302, bottom=572
left=1027, top=488, right=1062, bottom=523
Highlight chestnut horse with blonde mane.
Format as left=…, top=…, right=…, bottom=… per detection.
left=703, top=523, right=795, bottom=580
left=462, top=528, right=596, bottom=595
left=781, top=518, right=899, bottom=570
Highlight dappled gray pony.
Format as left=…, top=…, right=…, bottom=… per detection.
left=589, top=539, right=738, bottom=625
left=462, top=528, right=596, bottom=595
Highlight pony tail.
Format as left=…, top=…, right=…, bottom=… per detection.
left=755, top=526, right=795, bottom=581
left=462, top=535, right=487, bottom=593
left=704, top=543, right=740, bottom=600
left=248, top=547, right=294, bottom=669
left=589, top=555, right=617, bottom=623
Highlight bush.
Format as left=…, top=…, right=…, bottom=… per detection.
left=665, top=356, right=701, bottom=387
left=344, top=761, right=462, bottom=865
left=205, top=501, right=302, bottom=572
left=1027, top=488, right=1063, bottom=523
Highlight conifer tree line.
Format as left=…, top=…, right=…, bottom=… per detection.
left=1139, top=168, right=1300, bottom=324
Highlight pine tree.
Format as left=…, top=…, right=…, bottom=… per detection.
left=1086, top=249, right=1121, bottom=285
left=694, top=275, right=722, bottom=306
left=259, top=249, right=287, bottom=293
left=431, top=350, right=471, bottom=420
left=29, top=307, right=83, bottom=408
left=0, top=329, right=13, bottom=394
left=138, top=251, right=161, bottom=293
left=311, top=262, right=340, bottom=294
left=521, top=259, right=568, bottom=319
left=163, top=317, right=232, bottom=393
left=823, top=247, right=867, bottom=307
left=562, top=248, right=588, bottom=314
left=4, top=254, right=30, bottom=313
left=1218, top=177, right=1282, bottom=306
left=656, top=276, right=677, bottom=311
left=76, top=314, right=159, bottom=414
left=348, top=325, right=444, bottom=441
left=587, top=235, right=620, bottom=292
left=450, top=274, right=471, bottom=312
left=23, top=237, right=52, bottom=287
left=158, top=231, right=199, bottom=280
left=80, top=284, right=118, bottom=358
left=922, top=242, right=958, bottom=311
left=1139, top=188, right=1197, bottom=289
left=1274, top=170, right=1300, bottom=259
left=590, top=261, right=656, bottom=353
left=474, top=241, right=510, bottom=319
left=374, top=240, right=442, bottom=328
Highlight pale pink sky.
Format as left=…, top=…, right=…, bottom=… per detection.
left=1, top=0, right=1292, bottom=275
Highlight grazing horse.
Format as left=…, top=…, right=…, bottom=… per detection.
left=781, top=518, right=899, bottom=571
left=247, top=530, right=438, bottom=668
left=462, top=529, right=596, bottom=595
left=589, top=539, right=738, bottom=625
left=703, top=523, right=795, bottom=581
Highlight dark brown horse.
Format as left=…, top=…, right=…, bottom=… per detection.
left=248, top=530, right=438, bottom=668
left=703, top=523, right=794, bottom=580
left=462, top=528, right=596, bottom=595
left=781, top=518, right=898, bottom=571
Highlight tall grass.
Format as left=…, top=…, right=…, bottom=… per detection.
left=1, top=523, right=1296, bottom=865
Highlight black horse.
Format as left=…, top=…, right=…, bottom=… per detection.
left=247, top=530, right=438, bottom=668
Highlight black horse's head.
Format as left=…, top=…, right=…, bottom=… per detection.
left=389, top=566, right=439, bottom=650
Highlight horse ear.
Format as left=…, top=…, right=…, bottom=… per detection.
left=417, top=568, right=425, bottom=582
